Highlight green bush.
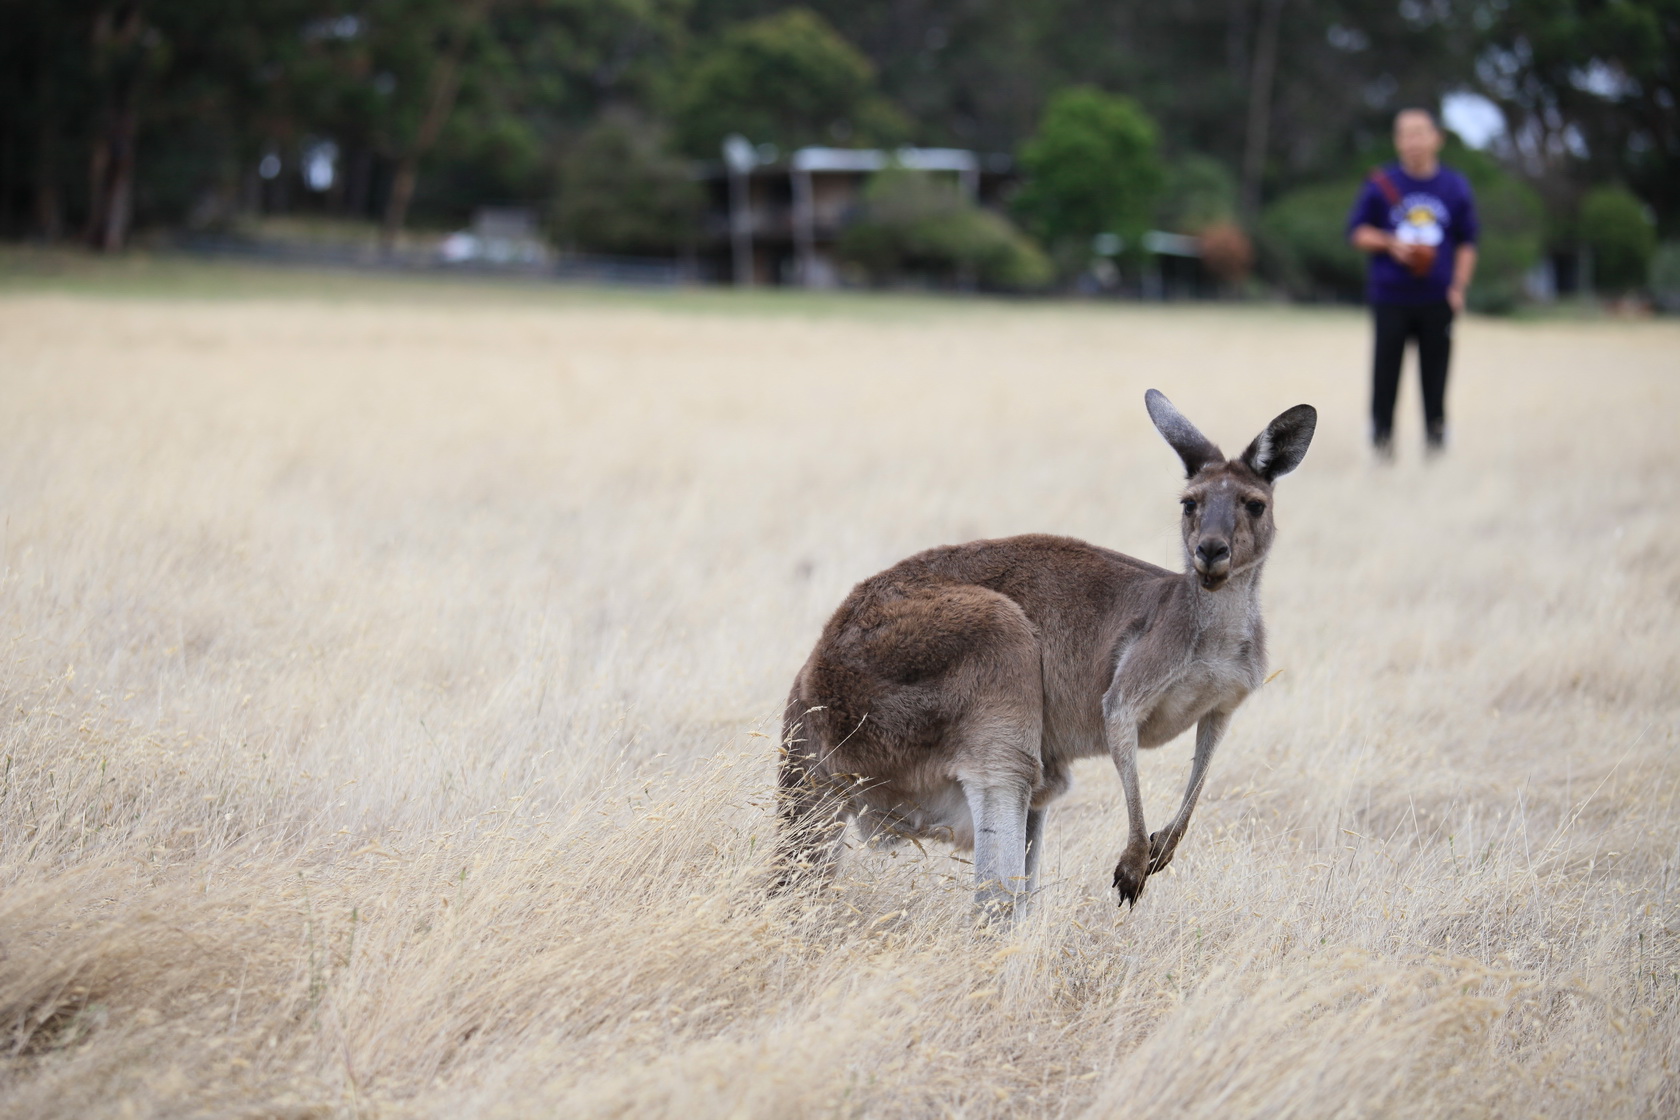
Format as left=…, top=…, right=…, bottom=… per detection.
left=1013, top=88, right=1165, bottom=265
left=1651, top=242, right=1680, bottom=313
left=552, top=114, right=700, bottom=256
left=1450, top=146, right=1544, bottom=314
left=1160, top=154, right=1238, bottom=232
left=1257, top=179, right=1367, bottom=299
left=838, top=169, right=1052, bottom=291
left=1581, top=186, right=1656, bottom=294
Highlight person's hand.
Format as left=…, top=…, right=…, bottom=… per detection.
left=1447, top=285, right=1466, bottom=313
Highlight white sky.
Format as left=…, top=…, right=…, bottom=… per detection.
left=1442, top=91, right=1506, bottom=149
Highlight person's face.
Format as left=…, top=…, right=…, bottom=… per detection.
left=1393, top=112, right=1442, bottom=169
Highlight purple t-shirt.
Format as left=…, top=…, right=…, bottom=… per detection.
left=1346, top=164, right=1479, bottom=305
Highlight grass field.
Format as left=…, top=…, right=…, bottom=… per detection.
left=2, top=259, right=1678, bottom=1118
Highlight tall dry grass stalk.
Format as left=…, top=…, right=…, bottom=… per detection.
left=0, top=287, right=1676, bottom=1118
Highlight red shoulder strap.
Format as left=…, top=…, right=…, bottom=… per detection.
left=1368, top=167, right=1401, bottom=207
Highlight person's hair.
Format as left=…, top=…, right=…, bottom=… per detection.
left=1393, top=107, right=1439, bottom=129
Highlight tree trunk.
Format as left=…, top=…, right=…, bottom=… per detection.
left=31, top=4, right=63, bottom=241
left=380, top=0, right=495, bottom=253
left=1239, top=0, right=1286, bottom=226
left=85, top=2, right=149, bottom=252
left=34, top=95, right=63, bottom=241
left=97, top=102, right=139, bottom=251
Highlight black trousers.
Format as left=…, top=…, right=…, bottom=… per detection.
left=1371, top=300, right=1453, bottom=444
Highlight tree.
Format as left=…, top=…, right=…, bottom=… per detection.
left=552, top=112, right=699, bottom=255
left=671, top=8, right=906, bottom=158
left=0, top=0, right=693, bottom=243
left=1239, top=0, right=1287, bottom=224
left=1580, top=185, right=1656, bottom=294
left=379, top=0, right=496, bottom=248
left=84, top=3, right=169, bottom=249
left=1013, top=87, right=1164, bottom=263
left=696, top=0, right=1477, bottom=208
left=413, top=0, right=691, bottom=224
left=1474, top=0, right=1680, bottom=235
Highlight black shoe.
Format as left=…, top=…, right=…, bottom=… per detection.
left=1373, top=434, right=1395, bottom=463
left=1425, top=424, right=1446, bottom=458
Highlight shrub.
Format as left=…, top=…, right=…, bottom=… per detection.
left=1162, top=155, right=1239, bottom=232
left=1580, top=186, right=1656, bottom=295
left=1013, top=88, right=1165, bottom=266
left=1257, top=179, right=1368, bottom=300
left=552, top=114, right=700, bottom=257
left=1197, top=222, right=1254, bottom=288
left=1451, top=147, right=1544, bottom=314
left=838, top=169, right=1052, bottom=291
left=1651, top=242, right=1680, bottom=313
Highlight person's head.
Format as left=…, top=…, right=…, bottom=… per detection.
left=1393, top=109, right=1442, bottom=176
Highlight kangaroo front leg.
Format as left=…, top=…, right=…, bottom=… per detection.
left=963, top=781, right=1030, bottom=921
left=1149, top=710, right=1230, bottom=874
left=1106, top=717, right=1151, bottom=906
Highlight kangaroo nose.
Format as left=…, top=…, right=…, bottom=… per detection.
left=1196, top=540, right=1230, bottom=566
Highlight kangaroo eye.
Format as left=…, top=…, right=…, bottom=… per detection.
left=1246, top=501, right=1266, bottom=517
left=1181, top=499, right=1197, bottom=515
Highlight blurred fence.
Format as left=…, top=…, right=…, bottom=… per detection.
left=172, top=233, right=693, bottom=286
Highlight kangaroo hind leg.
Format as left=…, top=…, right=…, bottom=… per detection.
left=964, top=779, right=1032, bottom=921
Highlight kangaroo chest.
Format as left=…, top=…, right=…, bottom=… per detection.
left=1126, top=590, right=1266, bottom=750
left=1136, top=643, right=1258, bottom=748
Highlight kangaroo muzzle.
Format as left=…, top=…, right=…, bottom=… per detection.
left=1191, top=496, right=1237, bottom=588
left=1193, top=538, right=1232, bottom=587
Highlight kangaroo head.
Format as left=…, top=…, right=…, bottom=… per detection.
left=1145, top=389, right=1317, bottom=591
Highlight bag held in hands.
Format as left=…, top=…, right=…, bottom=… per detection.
left=1369, top=168, right=1436, bottom=279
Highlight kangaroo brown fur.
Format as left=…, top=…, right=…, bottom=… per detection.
left=775, top=390, right=1317, bottom=916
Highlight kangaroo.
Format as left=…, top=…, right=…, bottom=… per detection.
left=774, top=390, right=1316, bottom=915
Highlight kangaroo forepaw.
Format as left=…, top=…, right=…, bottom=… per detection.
left=1147, top=829, right=1178, bottom=874
left=1112, top=856, right=1149, bottom=908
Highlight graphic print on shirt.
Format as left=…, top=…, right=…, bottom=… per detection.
left=1392, top=193, right=1449, bottom=247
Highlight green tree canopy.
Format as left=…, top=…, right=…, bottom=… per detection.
left=1012, top=87, right=1164, bottom=259
left=671, top=8, right=906, bottom=159
left=1475, top=0, right=1679, bottom=236
left=1580, top=185, right=1657, bottom=294
left=552, top=112, right=699, bottom=255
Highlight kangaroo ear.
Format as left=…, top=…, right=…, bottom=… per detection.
left=1242, top=404, right=1317, bottom=481
left=1145, top=389, right=1223, bottom=478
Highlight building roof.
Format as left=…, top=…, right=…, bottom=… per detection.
left=788, top=146, right=980, bottom=174
left=698, top=146, right=1012, bottom=179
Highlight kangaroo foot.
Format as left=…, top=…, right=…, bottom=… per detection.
left=1112, top=849, right=1150, bottom=907
left=973, top=884, right=1025, bottom=929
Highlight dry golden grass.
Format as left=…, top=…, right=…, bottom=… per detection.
left=1, top=274, right=1677, bottom=1118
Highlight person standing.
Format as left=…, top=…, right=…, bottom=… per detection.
left=1347, top=108, right=1478, bottom=458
